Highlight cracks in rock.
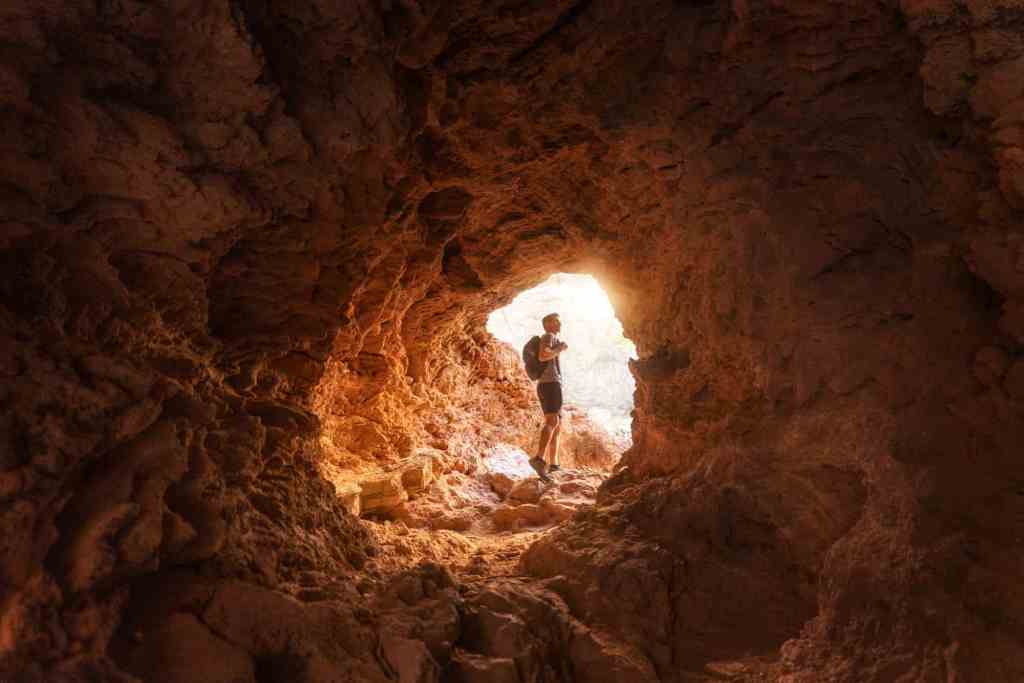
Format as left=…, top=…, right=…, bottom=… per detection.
left=875, top=312, right=914, bottom=328
left=509, top=0, right=594, bottom=67
left=813, top=211, right=915, bottom=282
left=518, top=225, right=568, bottom=243
left=872, top=214, right=912, bottom=255
left=439, top=0, right=596, bottom=83
left=959, top=251, right=1006, bottom=316
left=709, top=90, right=783, bottom=147
left=815, top=66, right=886, bottom=99
left=810, top=246, right=876, bottom=280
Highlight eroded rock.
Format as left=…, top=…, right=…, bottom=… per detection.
left=360, top=474, right=408, bottom=516
left=3, top=0, right=1024, bottom=680
left=380, top=633, right=439, bottom=683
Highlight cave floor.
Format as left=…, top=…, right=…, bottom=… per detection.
left=357, top=462, right=606, bottom=586
left=367, top=522, right=550, bottom=581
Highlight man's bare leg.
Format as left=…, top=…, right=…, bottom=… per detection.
left=547, top=418, right=561, bottom=468
left=536, top=414, right=558, bottom=461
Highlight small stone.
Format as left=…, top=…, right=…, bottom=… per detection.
left=430, top=514, right=473, bottom=532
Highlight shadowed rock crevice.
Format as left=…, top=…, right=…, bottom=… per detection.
left=2, top=0, right=1024, bottom=681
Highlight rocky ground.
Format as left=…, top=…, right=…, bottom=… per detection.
left=363, top=444, right=607, bottom=571
left=316, top=434, right=613, bottom=590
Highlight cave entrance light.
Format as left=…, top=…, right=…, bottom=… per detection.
left=486, top=273, right=637, bottom=447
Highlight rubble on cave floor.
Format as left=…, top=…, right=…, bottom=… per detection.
left=332, top=442, right=610, bottom=585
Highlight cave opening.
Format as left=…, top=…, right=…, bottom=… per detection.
left=307, top=268, right=629, bottom=580
left=485, top=272, right=637, bottom=451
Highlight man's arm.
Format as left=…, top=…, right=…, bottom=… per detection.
left=538, top=337, right=566, bottom=362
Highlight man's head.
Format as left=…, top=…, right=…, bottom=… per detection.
left=542, top=312, right=561, bottom=334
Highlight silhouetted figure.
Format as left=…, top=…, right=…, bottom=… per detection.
left=528, top=312, right=567, bottom=481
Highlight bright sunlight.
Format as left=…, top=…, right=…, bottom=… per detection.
left=486, top=273, right=637, bottom=445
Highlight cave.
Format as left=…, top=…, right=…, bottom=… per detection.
left=2, top=1, right=1024, bottom=681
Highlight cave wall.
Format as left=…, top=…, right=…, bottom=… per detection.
left=515, top=1, right=1024, bottom=678
left=311, top=311, right=621, bottom=495
left=1, top=0, right=1023, bottom=681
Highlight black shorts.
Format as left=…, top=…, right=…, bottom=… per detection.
left=537, top=382, right=563, bottom=415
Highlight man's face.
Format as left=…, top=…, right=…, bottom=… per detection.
left=547, top=316, right=561, bottom=334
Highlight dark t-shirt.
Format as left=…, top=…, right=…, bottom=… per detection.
left=538, top=333, right=562, bottom=384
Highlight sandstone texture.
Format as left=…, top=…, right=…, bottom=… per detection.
left=2, top=0, right=1024, bottom=681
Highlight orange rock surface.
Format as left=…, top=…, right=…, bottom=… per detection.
left=2, top=0, right=1024, bottom=681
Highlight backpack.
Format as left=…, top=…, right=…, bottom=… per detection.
left=522, top=336, right=544, bottom=380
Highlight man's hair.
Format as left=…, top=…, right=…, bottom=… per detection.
left=542, top=313, right=559, bottom=331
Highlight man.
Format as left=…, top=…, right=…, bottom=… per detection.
left=530, top=312, right=568, bottom=481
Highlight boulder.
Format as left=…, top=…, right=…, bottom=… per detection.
left=360, top=474, right=407, bottom=515
left=398, top=456, right=434, bottom=495
left=380, top=633, right=439, bottom=683
left=464, top=608, right=532, bottom=659
left=569, top=623, right=658, bottom=683
left=492, top=503, right=549, bottom=531
left=539, top=498, right=575, bottom=524
left=486, top=472, right=516, bottom=499
left=121, top=613, right=255, bottom=683
left=507, top=479, right=543, bottom=504
left=480, top=444, right=536, bottom=500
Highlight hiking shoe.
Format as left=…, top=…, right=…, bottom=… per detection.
left=547, top=463, right=561, bottom=473
left=529, top=457, right=551, bottom=482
